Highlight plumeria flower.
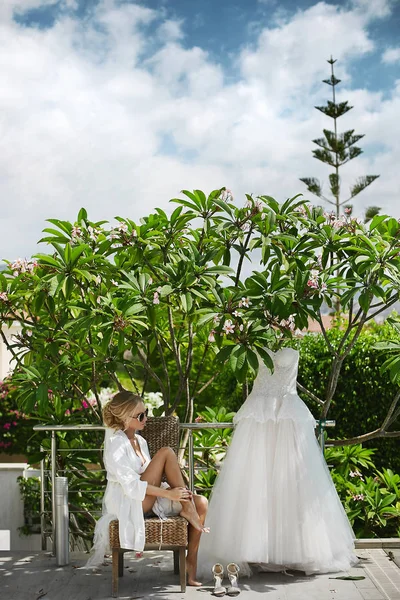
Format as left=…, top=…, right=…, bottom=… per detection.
left=344, top=207, right=352, bottom=215
left=111, top=279, right=118, bottom=286
left=0, top=292, right=8, bottom=302
left=132, top=229, right=138, bottom=237
left=153, top=292, right=160, bottom=305
left=71, top=226, right=82, bottom=239
left=295, top=205, right=308, bottom=217
left=118, top=223, right=128, bottom=233
left=320, top=282, right=327, bottom=293
left=239, top=297, right=251, bottom=308
left=26, top=330, right=33, bottom=337
left=208, top=330, right=216, bottom=343
left=194, top=415, right=205, bottom=423
left=239, top=324, right=244, bottom=332
left=95, top=275, right=101, bottom=285
left=213, top=315, right=220, bottom=324
left=220, top=189, right=233, bottom=202
left=148, top=277, right=153, bottom=285
left=109, top=231, right=118, bottom=240
left=96, top=297, right=101, bottom=304
left=222, top=320, right=235, bottom=334
left=233, top=310, right=240, bottom=317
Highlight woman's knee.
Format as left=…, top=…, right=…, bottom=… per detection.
left=194, top=494, right=208, bottom=514
left=156, top=446, right=176, bottom=459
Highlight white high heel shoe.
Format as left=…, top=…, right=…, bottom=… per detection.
left=226, top=563, right=240, bottom=596
left=212, top=563, right=226, bottom=597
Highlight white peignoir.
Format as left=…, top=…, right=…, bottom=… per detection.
left=86, top=428, right=180, bottom=567
left=197, top=347, right=358, bottom=578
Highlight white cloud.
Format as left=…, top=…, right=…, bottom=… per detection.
left=382, top=47, right=400, bottom=63
left=0, top=0, right=398, bottom=260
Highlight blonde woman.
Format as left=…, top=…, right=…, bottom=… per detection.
left=87, top=391, right=208, bottom=586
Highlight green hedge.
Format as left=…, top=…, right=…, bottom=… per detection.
left=298, top=321, right=400, bottom=473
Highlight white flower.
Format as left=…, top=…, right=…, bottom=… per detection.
left=239, top=324, right=244, bottom=332
left=320, top=282, right=327, bottom=292
left=213, top=315, right=220, bottom=324
left=233, top=310, right=240, bottom=317
left=208, top=330, right=216, bottom=343
left=222, top=319, right=235, bottom=334
left=26, top=329, right=32, bottom=337
left=111, top=279, right=118, bottom=286
left=239, top=297, right=251, bottom=308
left=95, top=275, right=101, bottom=285
left=96, top=297, right=101, bottom=304
left=132, top=229, right=137, bottom=237
left=109, top=231, right=118, bottom=240
left=118, top=223, right=128, bottom=233
left=0, top=292, right=8, bottom=302
left=153, top=292, right=160, bottom=305
left=88, top=226, right=97, bottom=241
left=148, top=277, right=153, bottom=285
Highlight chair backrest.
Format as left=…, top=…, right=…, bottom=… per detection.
left=141, top=416, right=180, bottom=458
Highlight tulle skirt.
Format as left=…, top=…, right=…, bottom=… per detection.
left=197, top=414, right=358, bottom=578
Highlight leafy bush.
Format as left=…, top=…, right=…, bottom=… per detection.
left=325, top=445, right=400, bottom=537
left=299, top=321, right=400, bottom=472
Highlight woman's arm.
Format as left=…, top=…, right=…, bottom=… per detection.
left=145, top=484, right=191, bottom=501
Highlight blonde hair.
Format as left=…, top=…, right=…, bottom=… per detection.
left=102, top=390, right=143, bottom=430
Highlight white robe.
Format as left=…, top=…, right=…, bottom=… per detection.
left=86, top=428, right=151, bottom=566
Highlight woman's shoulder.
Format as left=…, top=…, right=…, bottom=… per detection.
left=106, top=428, right=127, bottom=445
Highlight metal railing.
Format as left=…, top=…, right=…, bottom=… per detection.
left=33, top=419, right=335, bottom=557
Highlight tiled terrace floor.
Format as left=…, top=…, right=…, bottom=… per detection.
left=1, top=548, right=400, bottom=600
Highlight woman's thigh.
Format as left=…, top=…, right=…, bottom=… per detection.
left=140, top=447, right=172, bottom=487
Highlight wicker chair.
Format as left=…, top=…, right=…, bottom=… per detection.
left=109, top=416, right=188, bottom=597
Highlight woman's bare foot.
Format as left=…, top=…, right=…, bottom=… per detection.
left=187, top=561, right=202, bottom=586
left=180, top=500, right=210, bottom=533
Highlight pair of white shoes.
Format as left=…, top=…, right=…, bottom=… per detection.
left=212, top=563, right=240, bottom=597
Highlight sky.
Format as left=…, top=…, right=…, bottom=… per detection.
left=1, top=0, right=399, bottom=259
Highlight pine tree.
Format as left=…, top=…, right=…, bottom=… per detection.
left=300, top=57, right=379, bottom=218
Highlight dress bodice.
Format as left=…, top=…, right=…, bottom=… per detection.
left=251, top=347, right=299, bottom=397
left=234, top=347, right=314, bottom=425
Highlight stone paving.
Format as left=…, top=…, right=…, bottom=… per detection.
left=1, top=548, right=400, bottom=600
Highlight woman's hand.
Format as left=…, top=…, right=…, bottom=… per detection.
left=167, top=487, right=192, bottom=501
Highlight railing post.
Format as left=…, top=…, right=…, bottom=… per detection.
left=188, top=429, right=195, bottom=493
left=55, top=477, right=69, bottom=566
left=40, top=445, right=46, bottom=551
left=51, top=431, right=57, bottom=556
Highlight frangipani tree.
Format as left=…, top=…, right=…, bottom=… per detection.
left=0, top=189, right=399, bottom=446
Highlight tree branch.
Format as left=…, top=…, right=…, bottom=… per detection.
left=297, top=382, right=324, bottom=406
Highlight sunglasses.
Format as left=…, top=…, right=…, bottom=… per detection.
left=130, top=408, right=149, bottom=422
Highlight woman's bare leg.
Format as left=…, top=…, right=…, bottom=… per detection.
left=140, top=447, right=207, bottom=532
left=186, top=495, right=208, bottom=586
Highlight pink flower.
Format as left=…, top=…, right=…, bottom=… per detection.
left=195, top=415, right=204, bottom=423
left=208, top=330, right=216, bottom=343
left=307, top=279, right=319, bottom=289
left=71, top=226, right=82, bottom=239
left=3, top=423, right=11, bottom=430
left=153, top=292, right=160, bottom=305
left=213, top=315, right=220, bottom=324
left=12, top=421, right=17, bottom=426
left=64, top=409, right=71, bottom=416
left=222, top=320, right=235, bottom=334
left=82, top=400, right=89, bottom=409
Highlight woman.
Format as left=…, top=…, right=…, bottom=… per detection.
left=87, top=390, right=208, bottom=587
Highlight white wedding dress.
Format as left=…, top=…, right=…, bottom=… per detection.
left=197, top=347, right=358, bottom=577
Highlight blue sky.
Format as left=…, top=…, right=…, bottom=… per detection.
left=1, top=0, right=399, bottom=258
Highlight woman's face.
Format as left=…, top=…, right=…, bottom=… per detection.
left=127, top=400, right=148, bottom=431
